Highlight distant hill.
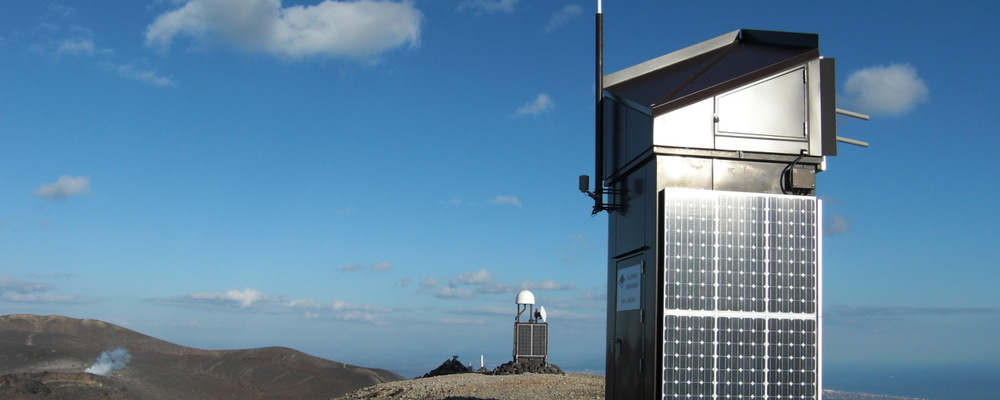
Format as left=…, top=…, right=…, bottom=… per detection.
left=0, top=314, right=402, bottom=400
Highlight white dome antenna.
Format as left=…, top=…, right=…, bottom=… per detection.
left=515, top=290, right=536, bottom=323
left=515, top=290, right=535, bottom=305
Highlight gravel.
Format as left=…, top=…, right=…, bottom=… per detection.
left=330, top=372, right=604, bottom=400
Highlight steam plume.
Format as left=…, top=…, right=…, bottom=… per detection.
left=85, top=348, right=132, bottom=375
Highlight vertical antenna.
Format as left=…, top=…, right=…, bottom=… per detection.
left=593, top=0, right=605, bottom=214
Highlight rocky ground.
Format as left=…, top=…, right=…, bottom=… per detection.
left=332, top=372, right=603, bottom=400
left=333, top=372, right=927, bottom=400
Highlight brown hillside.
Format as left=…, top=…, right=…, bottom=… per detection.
left=0, top=314, right=401, bottom=400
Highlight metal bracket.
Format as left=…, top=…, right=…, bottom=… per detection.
left=579, top=175, right=621, bottom=214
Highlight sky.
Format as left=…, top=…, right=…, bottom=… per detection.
left=1, top=0, right=998, bottom=397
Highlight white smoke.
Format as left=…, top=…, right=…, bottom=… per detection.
left=85, top=348, right=132, bottom=376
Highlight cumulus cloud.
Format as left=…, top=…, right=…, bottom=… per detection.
left=428, top=269, right=576, bottom=299
left=437, top=317, right=485, bottom=325
left=188, top=288, right=270, bottom=307
left=109, top=63, right=176, bottom=87
left=451, top=269, right=495, bottom=285
left=576, top=289, right=605, bottom=301
left=520, top=279, right=575, bottom=291
left=336, top=311, right=385, bottom=324
left=842, top=63, right=929, bottom=116
left=419, top=277, right=440, bottom=288
left=341, top=262, right=391, bottom=272
left=31, top=21, right=174, bottom=87
left=450, top=306, right=510, bottom=316
left=146, top=0, right=423, bottom=60
left=340, top=264, right=363, bottom=272
left=0, top=276, right=53, bottom=294
left=161, top=288, right=390, bottom=324
left=514, top=93, right=553, bottom=116
left=283, top=298, right=386, bottom=312
left=490, top=195, right=521, bottom=207
left=458, top=0, right=517, bottom=15
left=0, top=276, right=86, bottom=303
left=55, top=38, right=110, bottom=56
left=434, top=286, right=475, bottom=300
left=544, top=5, right=582, bottom=33
left=546, top=308, right=599, bottom=322
left=33, top=175, right=91, bottom=199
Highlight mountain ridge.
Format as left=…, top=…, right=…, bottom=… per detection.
left=0, top=314, right=402, bottom=400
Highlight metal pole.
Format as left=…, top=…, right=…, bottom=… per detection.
left=835, top=108, right=871, bottom=120
left=836, top=136, right=870, bottom=147
left=593, top=1, right=605, bottom=214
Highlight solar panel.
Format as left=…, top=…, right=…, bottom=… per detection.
left=661, top=189, right=821, bottom=400
left=514, top=323, right=548, bottom=362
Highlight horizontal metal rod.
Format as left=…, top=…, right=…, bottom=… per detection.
left=837, top=136, right=870, bottom=147
left=836, top=108, right=871, bottom=120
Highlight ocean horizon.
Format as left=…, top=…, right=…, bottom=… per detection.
left=823, top=362, right=999, bottom=400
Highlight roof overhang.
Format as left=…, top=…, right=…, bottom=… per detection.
left=604, top=29, right=821, bottom=117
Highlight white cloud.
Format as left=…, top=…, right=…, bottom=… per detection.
left=434, top=286, right=475, bottom=300
left=0, top=276, right=53, bottom=294
left=490, top=195, right=521, bottom=207
left=419, top=277, right=440, bottom=288
left=110, top=63, right=176, bottom=87
left=188, top=288, right=270, bottom=307
left=451, top=269, right=495, bottom=285
left=458, top=0, right=517, bottom=15
left=33, top=175, right=91, bottom=199
left=146, top=0, right=423, bottom=60
left=371, top=261, right=392, bottom=272
left=46, top=4, right=76, bottom=18
left=450, top=306, right=510, bottom=316
left=520, top=279, right=575, bottom=291
left=283, top=298, right=386, bottom=312
left=546, top=308, right=599, bottom=322
left=340, top=264, right=363, bottom=272
left=843, top=63, right=929, bottom=116
left=55, top=38, right=109, bottom=56
left=336, top=311, right=385, bottom=325
left=437, top=317, right=485, bottom=325
left=0, top=276, right=87, bottom=303
left=514, top=93, right=553, bottom=116
left=478, top=283, right=516, bottom=294
left=576, top=289, right=605, bottom=301
left=544, top=5, right=581, bottom=33
left=30, top=21, right=173, bottom=88
left=164, top=289, right=390, bottom=324
left=2, top=293, right=85, bottom=303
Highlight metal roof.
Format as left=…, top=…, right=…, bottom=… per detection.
left=604, top=29, right=820, bottom=116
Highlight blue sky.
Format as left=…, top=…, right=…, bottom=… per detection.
left=1, top=0, right=998, bottom=395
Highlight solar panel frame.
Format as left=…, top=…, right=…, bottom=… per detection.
left=660, top=189, right=821, bottom=400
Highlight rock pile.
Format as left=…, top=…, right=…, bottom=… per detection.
left=419, top=356, right=473, bottom=378
left=491, top=360, right=565, bottom=375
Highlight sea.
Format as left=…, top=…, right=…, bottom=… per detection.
left=823, top=362, right=999, bottom=400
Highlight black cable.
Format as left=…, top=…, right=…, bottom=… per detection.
left=781, top=150, right=808, bottom=195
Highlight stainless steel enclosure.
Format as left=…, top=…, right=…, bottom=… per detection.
left=600, top=29, right=836, bottom=400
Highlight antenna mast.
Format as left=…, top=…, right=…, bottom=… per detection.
left=593, top=0, right=605, bottom=214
